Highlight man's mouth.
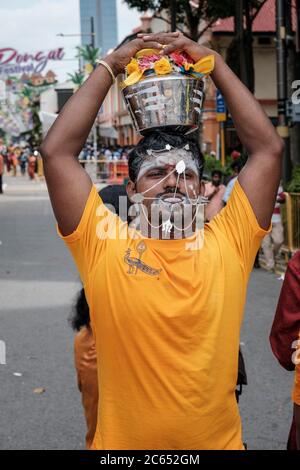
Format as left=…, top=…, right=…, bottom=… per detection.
left=160, top=194, right=185, bottom=204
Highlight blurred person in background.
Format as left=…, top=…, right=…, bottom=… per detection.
left=9, top=146, right=18, bottom=176
left=261, top=185, right=285, bottom=272
left=19, top=148, right=28, bottom=176
left=69, top=287, right=98, bottom=450
left=27, top=151, right=36, bottom=180
left=204, top=169, right=226, bottom=222
left=0, top=150, right=4, bottom=194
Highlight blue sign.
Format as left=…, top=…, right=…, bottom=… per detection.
left=216, top=90, right=226, bottom=114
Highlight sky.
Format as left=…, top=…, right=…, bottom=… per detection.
left=0, top=0, right=141, bottom=81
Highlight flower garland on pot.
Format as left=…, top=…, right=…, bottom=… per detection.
left=122, top=48, right=215, bottom=88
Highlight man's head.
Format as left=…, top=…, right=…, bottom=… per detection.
left=69, top=288, right=90, bottom=332
left=231, top=159, right=243, bottom=176
left=128, top=132, right=204, bottom=183
left=211, top=169, right=223, bottom=187
left=126, top=131, right=205, bottom=238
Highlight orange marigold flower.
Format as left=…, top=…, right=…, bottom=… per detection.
left=153, top=57, right=172, bottom=75
left=126, top=58, right=140, bottom=75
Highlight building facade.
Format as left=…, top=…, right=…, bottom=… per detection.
left=80, top=0, right=118, bottom=54
left=98, top=0, right=299, bottom=161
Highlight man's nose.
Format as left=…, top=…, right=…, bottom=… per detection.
left=163, top=171, right=178, bottom=188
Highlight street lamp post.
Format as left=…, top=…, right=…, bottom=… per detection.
left=90, top=17, right=95, bottom=48
left=88, top=16, right=97, bottom=159
left=57, top=17, right=98, bottom=158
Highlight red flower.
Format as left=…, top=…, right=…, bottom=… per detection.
left=170, top=52, right=185, bottom=66
left=170, top=51, right=193, bottom=66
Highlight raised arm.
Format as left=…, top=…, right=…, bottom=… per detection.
left=210, top=55, right=283, bottom=230
left=40, top=38, right=162, bottom=236
left=140, top=32, right=284, bottom=230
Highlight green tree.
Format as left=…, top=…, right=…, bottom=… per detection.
left=124, top=0, right=267, bottom=92
left=227, top=0, right=268, bottom=93
left=287, top=166, right=300, bottom=193
left=123, top=0, right=236, bottom=41
left=68, top=71, right=85, bottom=88
left=76, top=44, right=100, bottom=67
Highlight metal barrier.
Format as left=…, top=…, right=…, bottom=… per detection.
left=78, top=159, right=129, bottom=184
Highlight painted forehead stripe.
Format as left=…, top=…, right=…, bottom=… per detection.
left=137, top=149, right=199, bottom=181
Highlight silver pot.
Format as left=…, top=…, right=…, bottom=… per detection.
left=122, top=73, right=206, bottom=135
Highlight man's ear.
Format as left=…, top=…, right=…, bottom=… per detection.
left=126, top=180, right=137, bottom=202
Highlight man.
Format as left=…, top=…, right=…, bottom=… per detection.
left=204, top=169, right=226, bottom=222
left=0, top=139, right=8, bottom=194
left=261, top=185, right=285, bottom=271
left=270, top=250, right=300, bottom=449
left=41, top=32, right=283, bottom=450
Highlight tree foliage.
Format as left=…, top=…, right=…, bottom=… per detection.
left=124, top=0, right=236, bottom=40
left=124, top=0, right=268, bottom=45
left=226, top=0, right=268, bottom=92
left=76, top=44, right=100, bottom=66
left=68, top=71, right=85, bottom=87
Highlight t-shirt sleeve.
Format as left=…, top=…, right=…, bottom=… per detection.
left=56, top=184, right=116, bottom=286
left=209, top=179, right=271, bottom=276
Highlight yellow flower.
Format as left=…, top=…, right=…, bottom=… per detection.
left=154, top=57, right=172, bottom=75
left=135, top=48, right=161, bottom=59
left=84, top=63, right=94, bottom=75
left=193, top=55, right=215, bottom=75
left=126, top=58, right=140, bottom=75
left=122, top=70, right=144, bottom=88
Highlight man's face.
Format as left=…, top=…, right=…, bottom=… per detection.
left=127, top=149, right=205, bottom=238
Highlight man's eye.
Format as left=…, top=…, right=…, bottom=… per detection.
left=148, top=170, right=165, bottom=177
left=179, top=172, right=192, bottom=178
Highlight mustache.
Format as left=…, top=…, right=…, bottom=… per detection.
left=155, top=190, right=186, bottom=199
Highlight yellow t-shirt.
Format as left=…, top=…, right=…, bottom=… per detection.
left=57, top=180, right=270, bottom=450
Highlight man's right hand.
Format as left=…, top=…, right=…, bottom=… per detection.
left=104, top=38, right=164, bottom=77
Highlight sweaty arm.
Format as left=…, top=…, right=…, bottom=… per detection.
left=139, top=32, right=284, bottom=231
left=211, top=56, right=284, bottom=230
left=40, top=38, right=163, bottom=236
left=40, top=64, right=114, bottom=236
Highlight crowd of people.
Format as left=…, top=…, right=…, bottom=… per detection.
left=78, top=143, right=132, bottom=164
left=0, top=138, right=42, bottom=192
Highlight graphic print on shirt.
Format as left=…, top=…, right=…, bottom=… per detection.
left=124, top=241, right=162, bottom=278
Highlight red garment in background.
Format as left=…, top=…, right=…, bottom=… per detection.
left=270, top=250, right=300, bottom=450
